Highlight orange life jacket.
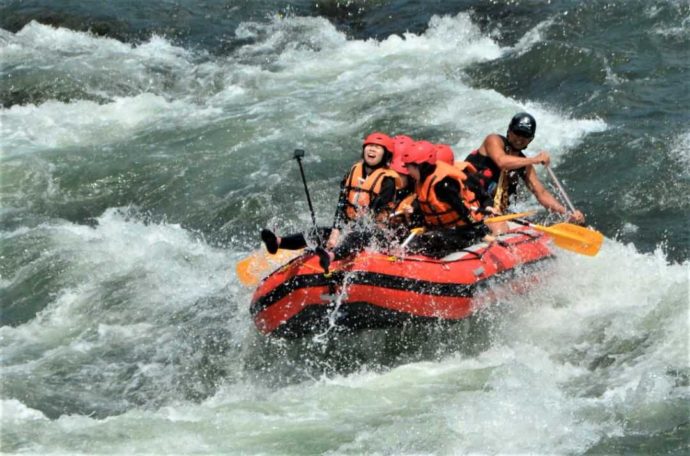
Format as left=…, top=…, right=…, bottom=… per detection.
left=394, top=193, right=417, bottom=215
left=344, top=162, right=403, bottom=222
left=416, top=161, right=484, bottom=228
left=389, top=192, right=418, bottom=226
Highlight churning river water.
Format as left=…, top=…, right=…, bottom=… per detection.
left=1, top=1, right=688, bottom=454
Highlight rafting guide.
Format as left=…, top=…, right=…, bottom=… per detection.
left=466, top=112, right=586, bottom=234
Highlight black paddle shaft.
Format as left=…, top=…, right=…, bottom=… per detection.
left=293, top=149, right=317, bottom=228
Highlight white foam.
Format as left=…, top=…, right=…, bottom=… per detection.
left=0, top=22, right=229, bottom=156
left=512, top=18, right=556, bottom=55
left=670, top=130, right=690, bottom=175
left=1, top=21, right=130, bottom=56
left=0, top=21, right=196, bottom=78
left=1, top=14, right=606, bottom=163
left=0, top=93, right=221, bottom=155
left=266, top=12, right=503, bottom=80
left=0, top=399, right=48, bottom=423
left=0, top=208, right=238, bottom=352
left=224, top=12, right=607, bottom=159
left=519, top=104, right=608, bottom=162
left=648, top=5, right=690, bottom=38
left=2, top=235, right=686, bottom=454
left=443, top=347, right=601, bottom=454
left=621, top=222, right=640, bottom=235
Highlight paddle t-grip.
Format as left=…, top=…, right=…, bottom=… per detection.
left=293, top=149, right=318, bottom=232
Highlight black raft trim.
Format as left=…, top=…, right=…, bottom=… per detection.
left=270, top=301, right=449, bottom=339
left=250, top=270, right=475, bottom=317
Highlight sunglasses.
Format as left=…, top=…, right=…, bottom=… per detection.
left=512, top=130, right=534, bottom=139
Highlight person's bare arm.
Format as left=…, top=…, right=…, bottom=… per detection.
left=484, top=134, right=550, bottom=170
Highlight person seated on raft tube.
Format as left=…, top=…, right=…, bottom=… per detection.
left=312, top=132, right=410, bottom=272
left=397, top=140, right=494, bottom=257
left=261, top=132, right=404, bottom=272
left=385, top=135, right=425, bottom=236
left=388, top=138, right=456, bottom=232
left=465, top=112, right=585, bottom=233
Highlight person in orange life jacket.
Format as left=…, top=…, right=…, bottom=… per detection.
left=387, top=135, right=424, bottom=233
left=324, top=132, right=400, bottom=246
left=433, top=144, right=493, bottom=219
left=465, top=112, right=585, bottom=233
left=433, top=143, right=493, bottom=217
left=261, top=132, right=401, bottom=272
left=309, top=132, right=405, bottom=272
left=388, top=138, right=457, bottom=231
left=399, top=140, right=493, bottom=257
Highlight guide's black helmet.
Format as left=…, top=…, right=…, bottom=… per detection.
left=508, top=112, right=537, bottom=138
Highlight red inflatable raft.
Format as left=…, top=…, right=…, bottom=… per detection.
left=250, top=225, right=554, bottom=338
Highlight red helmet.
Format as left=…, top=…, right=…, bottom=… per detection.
left=363, top=132, right=394, bottom=153
left=434, top=144, right=455, bottom=165
left=393, top=134, right=414, bottom=154
left=390, top=152, right=408, bottom=175
left=390, top=135, right=415, bottom=175
left=400, top=140, right=437, bottom=166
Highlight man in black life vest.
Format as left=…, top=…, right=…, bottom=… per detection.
left=465, top=112, right=585, bottom=233
left=398, top=140, right=493, bottom=257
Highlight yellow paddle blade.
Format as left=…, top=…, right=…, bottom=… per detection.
left=235, top=249, right=303, bottom=286
left=484, top=211, right=537, bottom=224
left=534, top=223, right=604, bottom=256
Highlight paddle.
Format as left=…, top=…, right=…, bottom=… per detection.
left=483, top=211, right=536, bottom=224
left=511, top=219, right=603, bottom=256
left=395, top=212, right=532, bottom=249
left=236, top=248, right=304, bottom=287
left=236, top=213, right=603, bottom=286
left=400, top=227, right=425, bottom=249
left=545, top=166, right=577, bottom=213
left=393, top=212, right=534, bottom=254
left=538, top=167, right=605, bottom=254
left=293, top=149, right=318, bottom=230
